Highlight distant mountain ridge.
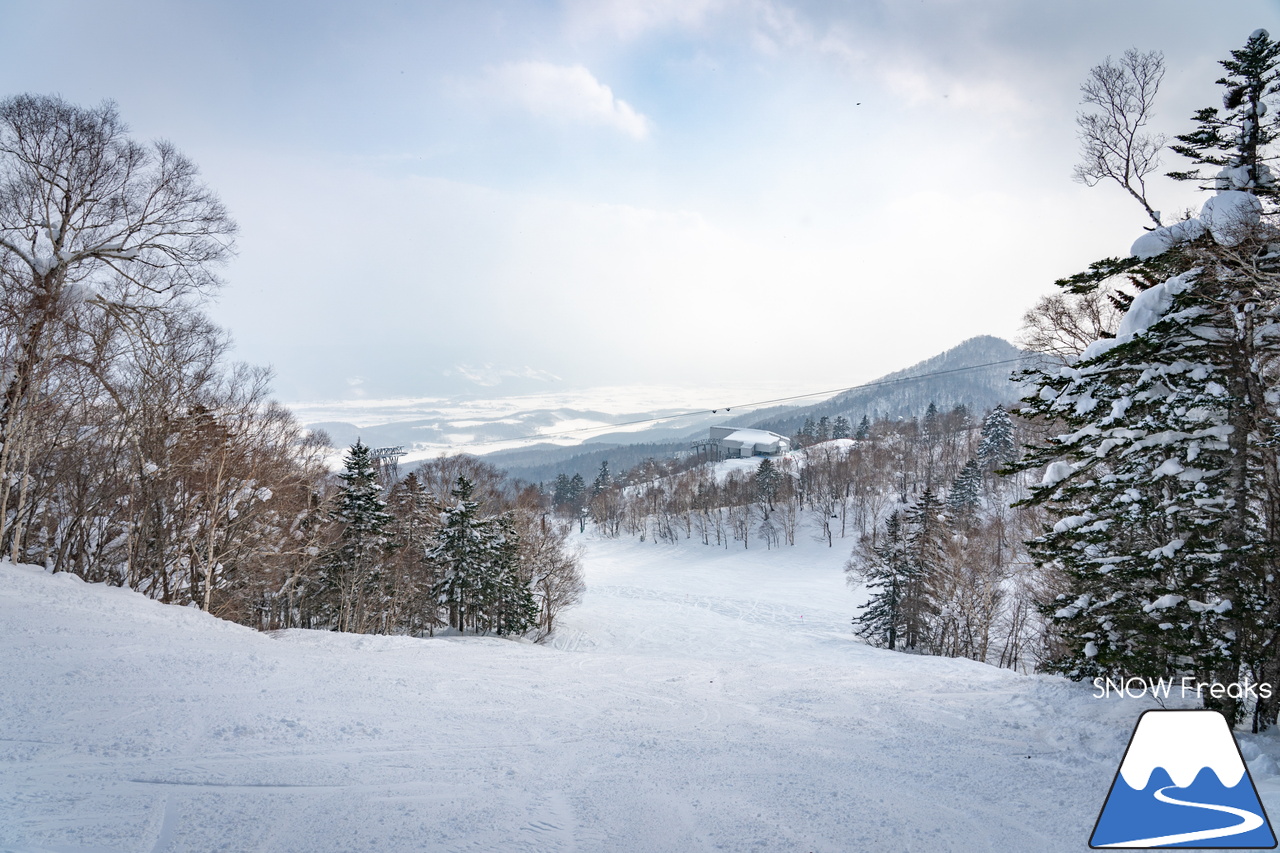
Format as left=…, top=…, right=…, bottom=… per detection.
left=750, top=336, right=1034, bottom=436
left=489, top=336, right=1034, bottom=482
left=304, top=336, right=1035, bottom=482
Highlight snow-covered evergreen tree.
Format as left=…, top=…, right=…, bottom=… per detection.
left=1168, top=29, right=1280, bottom=200
left=384, top=471, right=438, bottom=635
left=850, top=511, right=914, bottom=650
left=922, top=402, right=941, bottom=446
left=833, top=416, right=852, bottom=439
left=568, top=472, right=587, bottom=531
left=976, top=405, right=1016, bottom=471
left=552, top=473, right=572, bottom=507
left=320, top=440, right=395, bottom=633
left=850, top=490, right=946, bottom=652
left=429, top=475, right=536, bottom=636
left=755, top=457, right=781, bottom=511
left=1019, top=29, right=1280, bottom=722
left=799, top=416, right=817, bottom=447
left=903, top=488, right=947, bottom=650
left=1018, top=269, right=1268, bottom=701
left=591, top=461, right=611, bottom=497
left=481, top=514, right=537, bottom=636
left=429, top=476, right=490, bottom=632
left=855, top=415, right=871, bottom=440
left=947, top=459, right=983, bottom=518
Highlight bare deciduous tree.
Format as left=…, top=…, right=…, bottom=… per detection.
left=515, top=509, right=585, bottom=641
left=0, top=94, right=236, bottom=478
left=1018, top=288, right=1123, bottom=363
left=1073, top=49, right=1167, bottom=226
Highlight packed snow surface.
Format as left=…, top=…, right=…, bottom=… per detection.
left=5, top=532, right=1280, bottom=852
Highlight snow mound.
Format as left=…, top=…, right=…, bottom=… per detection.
left=1202, top=190, right=1263, bottom=247
left=1132, top=218, right=1206, bottom=260
left=1080, top=269, right=1198, bottom=361
left=1131, top=190, right=1262, bottom=259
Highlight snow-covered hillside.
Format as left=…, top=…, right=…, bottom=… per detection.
left=4, top=533, right=1280, bottom=852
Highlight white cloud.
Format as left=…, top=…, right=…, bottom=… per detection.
left=479, top=61, right=651, bottom=139
left=446, top=364, right=563, bottom=388
left=876, top=63, right=1029, bottom=112
left=563, top=0, right=819, bottom=59
left=562, top=0, right=728, bottom=40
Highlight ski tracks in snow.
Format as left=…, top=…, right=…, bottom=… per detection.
left=553, top=583, right=854, bottom=665
left=7, top=537, right=1269, bottom=852
left=593, top=584, right=849, bottom=634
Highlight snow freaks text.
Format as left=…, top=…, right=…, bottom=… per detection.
left=1092, top=677, right=1274, bottom=701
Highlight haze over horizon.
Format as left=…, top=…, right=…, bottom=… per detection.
left=2, top=2, right=1273, bottom=402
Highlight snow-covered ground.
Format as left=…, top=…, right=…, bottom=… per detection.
left=4, top=531, right=1280, bottom=852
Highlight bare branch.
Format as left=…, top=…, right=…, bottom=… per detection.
left=1073, top=49, right=1167, bottom=227
left=0, top=93, right=237, bottom=450
left=1018, top=288, right=1123, bottom=364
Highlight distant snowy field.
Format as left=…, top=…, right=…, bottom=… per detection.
left=285, top=382, right=836, bottom=464
left=5, top=531, right=1280, bottom=852
left=286, top=385, right=760, bottom=430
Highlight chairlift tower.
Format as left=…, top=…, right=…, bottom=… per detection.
left=370, top=446, right=406, bottom=463
left=370, top=445, right=406, bottom=488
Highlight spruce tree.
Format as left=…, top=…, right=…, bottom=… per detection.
left=755, top=457, right=781, bottom=511
left=923, top=402, right=941, bottom=446
left=486, top=514, right=537, bottom=636
left=428, top=475, right=537, bottom=637
left=851, top=491, right=947, bottom=652
left=592, top=460, right=611, bottom=497
left=947, top=459, right=983, bottom=518
left=429, top=475, right=489, bottom=632
left=1018, top=30, right=1280, bottom=722
left=1168, top=28, right=1280, bottom=199
left=833, top=416, right=852, bottom=439
left=800, top=416, right=817, bottom=447
left=552, top=473, right=572, bottom=508
left=903, top=488, right=947, bottom=651
left=976, top=405, right=1016, bottom=471
left=320, top=440, right=395, bottom=633
left=1018, top=271, right=1258, bottom=696
left=851, top=511, right=914, bottom=650
left=385, top=472, right=438, bottom=634
left=855, top=415, right=871, bottom=440
left=568, top=472, right=588, bottom=531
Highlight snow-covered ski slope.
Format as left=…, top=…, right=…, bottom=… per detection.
left=5, top=532, right=1280, bottom=852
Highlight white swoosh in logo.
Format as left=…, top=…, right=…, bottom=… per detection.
left=1097, top=785, right=1265, bottom=848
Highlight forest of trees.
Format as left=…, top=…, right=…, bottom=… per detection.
left=0, top=93, right=581, bottom=642
left=292, top=446, right=584, bottom=641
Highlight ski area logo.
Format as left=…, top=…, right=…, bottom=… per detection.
left=1091, top=710, right=1276, bottom=848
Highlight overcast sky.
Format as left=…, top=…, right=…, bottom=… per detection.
left=1, top=1, right=1275, bottom=402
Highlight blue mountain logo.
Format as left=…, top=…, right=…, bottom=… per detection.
left=1091, top=709, right=1276, bottom=848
